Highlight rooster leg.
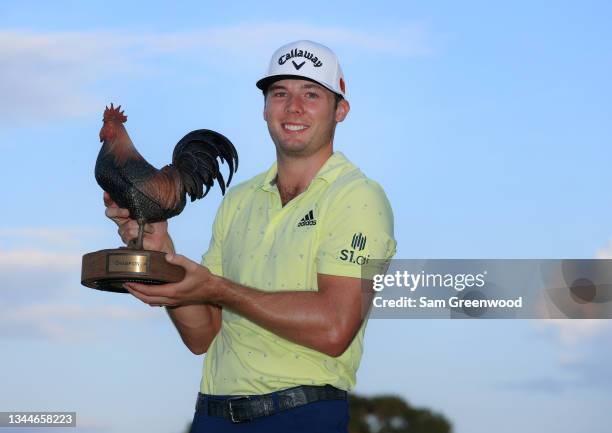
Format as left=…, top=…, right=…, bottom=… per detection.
left=135, top=219, right=146, bottom=250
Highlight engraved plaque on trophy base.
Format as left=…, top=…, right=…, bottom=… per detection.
left=81, top=249, right=185, bottom=293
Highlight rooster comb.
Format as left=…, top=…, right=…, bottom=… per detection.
left=103, top=103, right=127, bottom=123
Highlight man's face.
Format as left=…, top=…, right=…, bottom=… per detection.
left=263, top=79, right=349, bottom=157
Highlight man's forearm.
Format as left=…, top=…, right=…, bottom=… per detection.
left=160, top=235, right=221, bottom=355
left=165, top=303, right=221, bottom=354
left=125, top=240, right=361, bottom=356
left=208, top=275, right=362, bottom=357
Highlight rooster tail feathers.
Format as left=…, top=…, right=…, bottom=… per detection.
left=172, top=129, right=238, bottom=201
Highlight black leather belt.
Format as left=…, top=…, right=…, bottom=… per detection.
left=196, top=384, right=347, bottom=423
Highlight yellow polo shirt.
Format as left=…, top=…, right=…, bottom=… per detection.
left=200, top=151, right=396, bottom=395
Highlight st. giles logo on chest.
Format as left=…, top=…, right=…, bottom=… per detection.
left=340, top=232, right=370, bottom=265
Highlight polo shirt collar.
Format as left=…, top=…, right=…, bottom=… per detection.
left=260, top=151, right=350, bottom=192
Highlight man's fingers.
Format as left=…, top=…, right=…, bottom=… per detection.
left=165, top=253, right=194, bottom=271
left=121, top=230, right=139, bottom=246
left=103, top=193, right=164, bottom=250
left=120, top=221, right=153, bottom=236
left=118, top=222, right=157, bottom=248
left=105, top=207, right=130, bottom=220
left=103, top=192, right=132, bottom=224
left=125, top=281, right=177, bottom=298
left=120, top=222, right=136, bottom=244
left=124, top=284, right=172, bottom=306
left=103, top=191, right=117, bottom=208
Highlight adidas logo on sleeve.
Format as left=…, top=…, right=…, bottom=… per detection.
left=297, top=210, right=317, bottom=227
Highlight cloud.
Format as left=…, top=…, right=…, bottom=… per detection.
left=150, top=22, right=431, bottom=57
left=0, top=23, right=430, bottom=124
left=595, top=240, right=612, bottom=258
left=0, top=248, right=81, bottom=268
left=514, top=243, right=612, bottom=393
left=561, top=339, right=612, bottom=392
left=0, top=30, right=131, bottom=124
left=500, top=377, right=567, bottom=394
left=501, top=329, right=612, bottom=394
left=0, top=227, right=102, bottom=249
left=0, top=226, right=103, bottom=301
left=0, top=226, right=160, bottom=342
left=506, top=320, right=612, bottom=394
left=0, top=248, right=81, bottom=302
left=539, top=319, right=611, bottom=346
left=0, top=303, right=158, bottom=343
left=2, top=303, right=156, bottom=321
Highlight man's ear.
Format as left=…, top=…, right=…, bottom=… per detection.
left=263, top=97, right=269, bottom=122
left=335, top=99, right=350, bottom=123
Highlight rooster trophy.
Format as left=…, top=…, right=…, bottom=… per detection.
left=81, top=104, right=238, bottom=293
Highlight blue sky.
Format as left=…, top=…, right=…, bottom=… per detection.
left=1, top=1, right=611, bottom=432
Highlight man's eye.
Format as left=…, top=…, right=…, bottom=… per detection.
left=306, top=92, right=319, bottom=99
left=273, top=92, right=286, bottom=97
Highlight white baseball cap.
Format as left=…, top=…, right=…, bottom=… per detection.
left=256, top=40, right=346, bottom=97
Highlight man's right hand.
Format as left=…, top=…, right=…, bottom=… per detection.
left=103, top=192, right=174, bottom=254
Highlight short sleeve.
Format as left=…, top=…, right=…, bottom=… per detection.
left=316, top=179, right=396, bottom=279
left=201, top=197, right=227, bottom=277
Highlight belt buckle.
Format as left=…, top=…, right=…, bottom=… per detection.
left=227, top=395, right=252, bottom=423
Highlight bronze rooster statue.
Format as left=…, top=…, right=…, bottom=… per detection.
left=96, top=103, right=238, bottom=250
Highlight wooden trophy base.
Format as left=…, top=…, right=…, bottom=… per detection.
left=81, top=248, right=185, bottom=293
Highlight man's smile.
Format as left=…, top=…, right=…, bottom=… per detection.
left=282, top=123, right=309, bottom=132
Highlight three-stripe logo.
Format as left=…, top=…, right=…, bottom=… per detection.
left=297, top=210, right=317, bottom=227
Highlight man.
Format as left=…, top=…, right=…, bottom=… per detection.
left=105, top=40, right=396, bottom=432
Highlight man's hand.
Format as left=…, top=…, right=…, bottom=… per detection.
left=124, top=254, right=219, bottom=307
left=103, top=191, right=172, bottom=253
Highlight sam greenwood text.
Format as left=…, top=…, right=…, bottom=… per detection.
left=373, top=296, right=523, bottom=309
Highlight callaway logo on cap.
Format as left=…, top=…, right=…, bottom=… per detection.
left=256, top=40, right=346, bottom=97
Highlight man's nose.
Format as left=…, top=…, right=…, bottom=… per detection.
left=285, top=95, right=303, bottom=114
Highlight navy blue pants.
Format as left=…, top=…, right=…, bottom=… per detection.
left=189, top=394, right=349, bottom=433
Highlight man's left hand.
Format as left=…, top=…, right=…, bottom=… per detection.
left=124, top=254, right=218, bottom=307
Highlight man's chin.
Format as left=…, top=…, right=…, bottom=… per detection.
left=276, top=140, right=308, bottom=153
left=277, top=145, right=318, bottom=159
